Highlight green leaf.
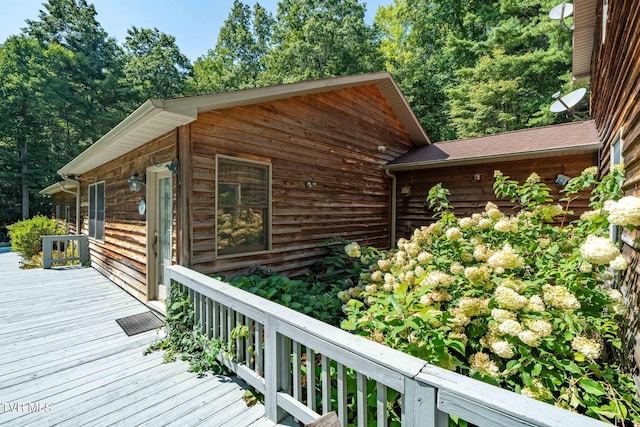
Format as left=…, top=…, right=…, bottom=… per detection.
left=579, top=378, right=606, bottom=396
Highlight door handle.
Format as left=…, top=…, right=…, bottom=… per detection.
left=153, top=232, right=158, bottom=257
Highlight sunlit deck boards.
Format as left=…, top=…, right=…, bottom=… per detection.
left=0, top=252, right=277, bottom=426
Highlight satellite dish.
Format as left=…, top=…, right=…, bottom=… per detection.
left=549, top=2, right=574, bottom=30
left=550, top=88, right=587, bottom=112
left=549, top=2, right=574, bottom=20
left=549, top=88, right=587, bottom=120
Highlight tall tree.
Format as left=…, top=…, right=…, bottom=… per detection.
left=190, top=1, right=274, bottom=93
left=445, top=0, right=574, bottom=137
left=0, top=36, right=72, bottom=220
left=260, top=0, right=383, bottom=84
left=25, top=0, right=126, bottom=147
left=121, top=26, right=191, bottom=106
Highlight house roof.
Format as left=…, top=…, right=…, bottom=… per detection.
left=573, top=0, right=597, bottom=83
left=57, top=72, right=430, bottom=177
left=385, top=120, right=601, bottom=171
left=39, top=180, right=79, bottom=196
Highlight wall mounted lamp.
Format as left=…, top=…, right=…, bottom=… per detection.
left=555, top=173, right=570, bottom=186
left=400, top=185, right=411, bottom=197
left=166, top=159, right=180, bottom=175
left=128, top=172, right=146, bottom=192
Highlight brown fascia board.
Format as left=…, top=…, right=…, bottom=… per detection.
left=384, top=143, right=601, bottom=172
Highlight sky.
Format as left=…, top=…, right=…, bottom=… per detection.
left=0, top=0, right=392, bottom=61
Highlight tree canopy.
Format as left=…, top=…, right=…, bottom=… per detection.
left=0, top=0, right=578, bottom=238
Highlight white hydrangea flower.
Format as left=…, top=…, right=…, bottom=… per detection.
left=344, top=242, right=361, bottom=258
left=404, top=242, right=420, bottom=257
left=494, top=286, right=527, bottom=310
left=518, top=330, right=541, bottom=347
left=580, top=210, right=602, bottom=221
left=422, top=271, right=455, bottom=288
left=579, top=262, right=593, bottom=273
left=417, top=251, right=433, bottom=264
left=377, top=259, right=392, bottom=271
left=524, top=295, right=546, bottom=313
left=604, top=196, right=640, bottom=227
left=491, top=340, right=514, bottom=358
left=371, top=270, right=383, bottom=282
left=525, top=319, right=553, bottom=337
left=470, top=352, right=500, bottom=378
left=494, top=218, right=512, bottom=233
left=458, top=217, right=474, bottom=229
left=542, top=284, right=580, bottom=311
left=610, top=254, right=628, bottom=270
left=580, top=234, right=621, bottom=265
left=478, top=218, right=492, bottom=229
left=458, top=296, right=489, bottom=317
left=491, top=308, right=517, bottom=323
left=364, top=284, right=378, bottom=293
left=449, top=262, right=465, bottom=275
left=487, top=244, right=525, bottom=270
left=498, top=319, right=523, bottom=336
left=571, top=336, right=602, bottom=359
left=464, top=266, right=491, bottom=283
left=446, top=227, right=463, bottom=241
left=384, top=273, right=396, bottom=285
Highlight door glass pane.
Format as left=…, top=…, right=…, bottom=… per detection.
left=158, top=176, right=172, bottom=285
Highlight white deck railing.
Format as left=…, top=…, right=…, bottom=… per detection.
left=165, top=265, right=608, bottom=427
left=42, top=235, right=89, bottom=269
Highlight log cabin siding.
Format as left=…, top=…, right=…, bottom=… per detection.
left=394, top=154, right=597, bottom=238
left=589, top=0, right=640, bottom=374
left=50, top=191, right=77, bottom=235
left=78, top=132, right=177, bottom=301
left=189, top=85, right=414, bottom=278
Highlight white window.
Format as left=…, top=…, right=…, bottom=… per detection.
left=610, top=132, right=623, bottom=242
left=216, top=156, right=271, bottom=256
left=88, top=181, right=105, bottom=240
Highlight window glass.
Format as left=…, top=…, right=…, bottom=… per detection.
left=88, top=182, right=105, bottom=240
left=216, top=157, right=270, bottom=255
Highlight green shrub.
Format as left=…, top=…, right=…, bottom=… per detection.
left=341, top=166, right=640, bottom=424
left=7, top=215, right=61, bottom=261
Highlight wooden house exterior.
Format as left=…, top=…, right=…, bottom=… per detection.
left=50, top=73, right=429, bottom=303
left=573, top=0, right=640, bottom=374
left=40, top=180, right=79, bottom=235
left=385, top=121, right=600, bottom=238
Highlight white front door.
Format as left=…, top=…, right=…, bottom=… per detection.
left=149, top=169, right=172, bottom=302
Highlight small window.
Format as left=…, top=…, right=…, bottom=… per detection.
left=610, top=132, right=623, bottom=242
left=88, top=181, right=105, bottom=240
left=216, top=156, right=271, bottom=256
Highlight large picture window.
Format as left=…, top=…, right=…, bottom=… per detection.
left=216, top=156, right=271, bottom=256
left=88, top=181, right=105, bottom=240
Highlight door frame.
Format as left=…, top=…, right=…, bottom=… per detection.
left=146, top=165, right=173, bottom=302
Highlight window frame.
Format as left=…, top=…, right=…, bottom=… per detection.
left=610, top=130, right=623, bottom=243
left=215, top=155, right=272, bottom=258
left=88, top=181, right=105, bottom=241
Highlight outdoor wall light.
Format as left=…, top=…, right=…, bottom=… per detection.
left=128, top=172, right=146, bottom=192
left=401, top=185, right=411, bottom=197
left=166, top=159, right=179, bottom=175
left=555, top=173, right=570, bottom=186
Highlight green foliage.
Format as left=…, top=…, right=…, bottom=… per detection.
left=341, top=168, right=640, bottom=424
left=426, top=183, right=453, bottom=217
left=7, top=215, right=61, bottom=261
left=146, top=285, right=228, bottom=374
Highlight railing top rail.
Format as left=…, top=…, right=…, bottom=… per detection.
left=166, top=264, right=610, bottom=427
left=42, top=234, right=88, bottom=240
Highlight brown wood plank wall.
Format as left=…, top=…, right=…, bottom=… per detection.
left=51, top=192, right=77, bottom=235
left=189, top=85, right=414, bottom=279
left=590, top=0, right=640, bottom=375
left=394, top=154, right=597, bottom=239
left=79, top=133, right=177, bottom=301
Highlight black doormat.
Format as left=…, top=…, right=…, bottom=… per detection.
left=115, top=311, right=164, bottom=336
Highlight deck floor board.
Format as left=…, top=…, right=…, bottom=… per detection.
left=0, top=252, right=280, bottom=426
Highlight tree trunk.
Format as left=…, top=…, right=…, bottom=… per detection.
left=21, top=139, right=29, bottom=219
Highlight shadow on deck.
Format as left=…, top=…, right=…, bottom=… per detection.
left=0, top=252, right=290, bottom=426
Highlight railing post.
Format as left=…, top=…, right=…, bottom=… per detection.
left=79, top=235, right=89, bottom=265
left=402, top=378, right=448, bottom=427
left=42, top=236, right=53, bottom=269
left=264, top=316, right=287, bottom=423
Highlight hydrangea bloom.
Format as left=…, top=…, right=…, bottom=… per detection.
left=523, top=295, right=546, bottom=313
left=464, top=266, right=491, bottom=283
left=494, top=285, right=527, bottom=310
left=344, top=242, right=361, bottom=258
left=610, top=254, right=628, bottom=270
left=469, top=352, right=500, bottom=378
left=518, top=330, right=541, bottom=347
left=377, top=259, right=392, bottom=271
left=446, top=227, right=463, bottom=241
left=458, top=296, right=489, bottom=317
left=571, top=336, right=602, bottom=360
left=580, top=234, right=621, bottom=265
left=491, top=340, right=514, bottom=358
left=491, top=308, right=517, bottom=323
left=521, top=379, right=553, bottom=401
left=604, top=196, right=640, bottom=227
left=542, top=284, right=580, bottom=311
left=498, top=319, right=523, bottom=336
left=449, top=262, right=465, bottom=275
left=487, top=244, right=525, bottom=270
left=422, top=271, right=455, bottom=288
left=458, top=217, right=474, bottom=229
left=417, top=251, right=433, bottom=264
left=525, top=319, right=553, bottom=337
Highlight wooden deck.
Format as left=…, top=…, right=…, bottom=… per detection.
left=0, top=252, right=288, bottom=426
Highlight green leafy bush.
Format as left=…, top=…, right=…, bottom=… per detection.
left=7, top=215, right=61, bottom=261
left=341, top=166, right=640, bottom=424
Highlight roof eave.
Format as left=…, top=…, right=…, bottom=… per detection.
left=39, top=180, right=80, bottom=196
left=572, top=0, right=598, bottom=83
left=384, top=143, right=601, bottom=172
